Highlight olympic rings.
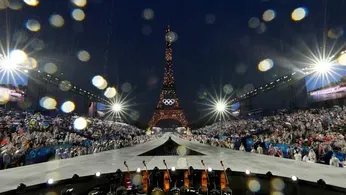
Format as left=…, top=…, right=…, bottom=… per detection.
left=163, top=99, right=175, bottom=105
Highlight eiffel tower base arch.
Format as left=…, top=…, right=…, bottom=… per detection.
left=148, top=109, right=189, bottom=134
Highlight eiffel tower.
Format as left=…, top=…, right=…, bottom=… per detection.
left=148, top=26, right=188, bottom=130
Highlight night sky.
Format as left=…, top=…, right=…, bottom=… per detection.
left=0, top=0, right=345, bottom=124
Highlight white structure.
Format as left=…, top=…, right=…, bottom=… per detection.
left=0, top=133, right=346, bottom=192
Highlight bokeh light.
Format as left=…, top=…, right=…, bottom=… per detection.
left=30, top=38, right=45, bottom=51
left=77, top=50, right=90, bottom=62
left=72, top=9, right=85, bottom=21
left=25, top=19, right=41, bottom=32
left=59, top=80, right=72, bottom=91
left=235, top=63, right=247, bottom=75
left=8, top=0, right=23, bottom=10
left=23, top=0, right=39, bottom=6
left=129, top=111, right=140, bottom=120
left=0, top=0, right=9, bottom=10
left=271, top=178, right=285, bottom=191
left=142, top=25, right=152, bottom=36
left=142, top=8, right=154, bottom=20
left=177, top=157, right=188, bottom=168
left=121, top=82, right=132, bottom=92
left=10, top=49, right=28, bottom=65
left=338, top=52, right=346, bottom=65
left=258, top=59, right=274, bottom=72
left=73, top=117, right=87, bottom=130
left=328, top=27, right=344, bottom=39
left=271, top=192, right=284, bottom=195
left=0, top=89, right=10, bottom=105
left=248, top=179, right=261, bottom=192
left=61, top=101, right=75, bottom=113
left=40, top=97, right=57, bottom=110
left=49, top=14, right=65, bottom=28
left=132, top=174, right=143, bottom=186
left=165, top=31, right=178, bottom=43
left=256, top=22, right=267, bottom=34
left=248, top=17, right=260, bottom=28
left=92, top=75, right=108, bottom=90
left=23, top=57, right=38, bottom=69
left=291, top=7, right=308, bottom=21
left=71, top=0, right=87, bottom=7
left=104, top=87, right=117, bottom=98
left=262, top=9, right=276, bottom=22
left=44, top=63, right=58, bottom=74
left=177, top=146, right=187, bottom=156
left=244, top=83, right=255, bottom=93
left=223, top=84, right=234, bottom=94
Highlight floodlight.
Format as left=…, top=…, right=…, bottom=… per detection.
left=112, top=103, right=122, bottom=112
left=1, top=59, right=17, bottom=70
left=215, top=101, right=226, bottom=112
left=314, top=60, right=332, bottom=73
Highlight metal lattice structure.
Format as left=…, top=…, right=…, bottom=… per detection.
left=148, top=26, right=188, bottom=129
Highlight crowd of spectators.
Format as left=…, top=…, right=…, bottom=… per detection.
left=3, top=105, right=346, bottom=170
left=0, top=108, right=152, bottom=169
left=189, top=106, right=346, bottom=167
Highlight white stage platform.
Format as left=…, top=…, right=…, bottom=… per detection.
left=0, top=133, right=346, bottom=192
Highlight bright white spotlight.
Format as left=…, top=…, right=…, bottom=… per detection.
left=207, top=167, right=213, bottom=172
left=215, top=101, right=226, bottom=112
left=136, top=168, right=141, bottom=173
left=47, top=178, right=54, bottom=184
left=112, top=103, right=122, bottom=112
left=1, top=59, right=17, bottom=70
left=171, top=167, right=176, bottom=171
left=245, top=170, right=251, bottom=175
left=291, top=175, right=298, bottom=181
left=314, top=60, right=332, bottom=73
left=95, top=172, right=101, bottom=177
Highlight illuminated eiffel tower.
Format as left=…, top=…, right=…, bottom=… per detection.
left=148, top=26, right=188, bottom=130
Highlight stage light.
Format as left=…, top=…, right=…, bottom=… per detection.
left=136, top=168, right=141, bottom=173
left=207, top=167, right=213, bottom=172
left=171, top=167, right=176, bottom=171
left=47, top=178, right=54, bottom=185
left=2, top=59, right=17, bottom=70
left=313, top=60, right=332, bottom=73
left=215, top=101, right=226, bottom=113
left=291, top=175, right=298, bottom=181
left=112, top=103, right=122, bottom=112
left=245, top=170, right=251, bottom=175
left=95, top=172, right=101, bottom=177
